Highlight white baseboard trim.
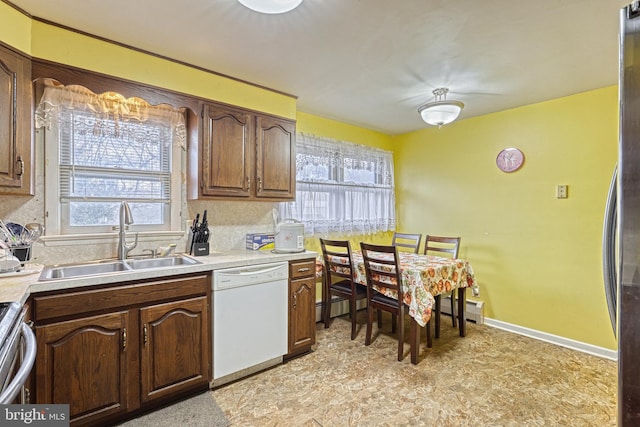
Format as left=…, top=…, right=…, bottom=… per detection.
left=484, top=318, right=618, bottom=361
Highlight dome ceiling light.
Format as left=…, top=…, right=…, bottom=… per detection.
left=238, top=0, right=303, bottom=14
left=417, top=88, right=464, bottom=127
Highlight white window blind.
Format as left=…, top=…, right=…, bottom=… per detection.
left=58, top=109, right=172, bottom=228
left=279, top=133, right=396, bottom=235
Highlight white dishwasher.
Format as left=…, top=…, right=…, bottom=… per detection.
left=212, top=262, right=289, bottom=387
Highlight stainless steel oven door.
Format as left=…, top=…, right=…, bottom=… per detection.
left=0, top=308, right=36, bottom=404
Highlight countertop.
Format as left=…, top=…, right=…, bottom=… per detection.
left=0, top=249, right=318, bottom=305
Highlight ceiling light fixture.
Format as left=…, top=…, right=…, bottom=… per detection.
left=417, top=88, right=464, bottom=127
left=238, top=0, right=303, bottom=14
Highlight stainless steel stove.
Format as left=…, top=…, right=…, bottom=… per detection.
left=0, top=302, right=36, bottom=404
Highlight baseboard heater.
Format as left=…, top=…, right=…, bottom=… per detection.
left=438, top=295, right=484, bottom=325
left=316, top=295, right=484, bottom=325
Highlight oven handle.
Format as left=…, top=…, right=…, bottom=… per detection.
left=0, top=323, right=36, bottom=404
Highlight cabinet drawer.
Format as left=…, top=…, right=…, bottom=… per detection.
left=289, top=259, right=315, bottom=279
left=34, top=273, right=210, bottom=322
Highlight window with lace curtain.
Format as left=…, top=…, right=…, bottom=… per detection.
left=35, top=79, right=185, bottom=237
left=279, top=133, right=396, bottom=235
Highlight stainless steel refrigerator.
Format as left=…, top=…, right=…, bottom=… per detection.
left=603, top=2, right=640, bottom=424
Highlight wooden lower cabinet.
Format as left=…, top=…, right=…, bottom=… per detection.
left=287, top=259, right=316, bottom=357
left=140, top=296, right=208, bottom=403
left=32, top=273, right=211, bottom=427
left=36, top=311, right=131, bottom=426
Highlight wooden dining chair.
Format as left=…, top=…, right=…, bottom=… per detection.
left=359, top=242, right=409, bottom=361
left=320, top=238, right=367, bottom=340
left=424, top=235, right=461, bottom=336
left=391, top=232, right=422, bottom=254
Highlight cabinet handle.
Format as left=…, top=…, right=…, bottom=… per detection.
left=292, top=293, right=297, bottom=309
left=122, top=328, right=127, bottom=350
left=297, top=267, right=310, bottom=273
left=24, top=388, right=30, bottom=404
left=16, top=157, right=24, bottom=178
left=143, top=324, right=148, bottom=346
left=243, top=176, right=251, bottom=191
left=257, top=177, right=263, bottom=192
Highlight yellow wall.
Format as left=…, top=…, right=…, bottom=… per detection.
left=0, top=2, right=31, bottom=54
left=296, top=111, right=393, bottom=150
left=393, top=86, right=619, bottom=349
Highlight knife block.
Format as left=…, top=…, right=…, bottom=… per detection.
left=187, top=227, right=210, bottom=256
left=192, top=242, right=209, bottom=256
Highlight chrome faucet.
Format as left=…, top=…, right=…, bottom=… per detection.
left=118, top=201, right=138, bottom=260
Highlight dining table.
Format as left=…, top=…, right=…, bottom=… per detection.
left=323, top=249, right=477, bottom=364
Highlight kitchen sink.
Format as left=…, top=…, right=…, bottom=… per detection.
left=39, top=255, right=201, bottom=281
left=40, top=261, right=132, bottom=280
left=125, top=255, right=200, bottom=270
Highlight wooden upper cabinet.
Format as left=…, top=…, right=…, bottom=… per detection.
left=191, top=101, right=296, bottom=201
left=256, top=115, right=296, bottom=199
left=0, top=44, right=33, bottom=195
left=201, top=104, right=253, bottom=198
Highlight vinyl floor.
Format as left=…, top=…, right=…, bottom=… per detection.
left=212, top=312, right=616, bottom=426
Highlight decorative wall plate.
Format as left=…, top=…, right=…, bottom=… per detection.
left=496, top=147, right=524, bottom=173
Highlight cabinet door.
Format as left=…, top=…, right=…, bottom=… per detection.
left=255, top=115, right=296, bottom=199
left=35, top=311, right=131, bottom=426
left=0, top=45, right=32, bottom=195
left=201, top=104, right=253, bottom=198
left=140, top=296, right=209, bottom=403
left=288, top=276, right=316, bottom=355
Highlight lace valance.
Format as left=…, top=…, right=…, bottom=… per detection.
left=35, top=78, right=187, bottom=148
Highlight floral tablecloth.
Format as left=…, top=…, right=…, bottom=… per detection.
left=323, top=251, right=477, bottom=327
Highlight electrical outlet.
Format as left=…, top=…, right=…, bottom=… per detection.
left=556, top=185, right=568, bottom=199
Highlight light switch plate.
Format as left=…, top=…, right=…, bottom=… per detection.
left=557, top=185, right=568, bottom=199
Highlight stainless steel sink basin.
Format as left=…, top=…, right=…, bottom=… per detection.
left=39, top=255, right=201, bottom=281
left=125, top=255, right=200, bottom=270
left=40, top=261, right=132, bottom=280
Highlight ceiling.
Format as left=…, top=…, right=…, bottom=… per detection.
left=9, top=0, right=630, bottom=135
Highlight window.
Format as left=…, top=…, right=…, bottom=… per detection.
left=36, top=79, right=185, bottom=238
left=279, top=133, right=396, bottom=235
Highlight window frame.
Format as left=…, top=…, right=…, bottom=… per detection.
left=280, top=133, right=396, bottom=236
left=43, top=124, right=183, bottom=234
left=39, top=85, right=185, bottom=246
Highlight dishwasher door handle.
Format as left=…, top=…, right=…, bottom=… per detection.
left=221, top=264, right=285, bottom=276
